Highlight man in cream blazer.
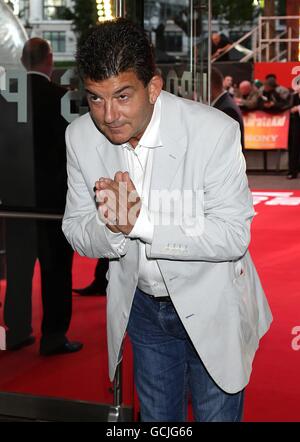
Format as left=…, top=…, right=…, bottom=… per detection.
left=62, top=18, right=272, bottom=422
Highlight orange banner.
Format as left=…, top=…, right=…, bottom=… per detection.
left=243, top=111, right=290, bottom=150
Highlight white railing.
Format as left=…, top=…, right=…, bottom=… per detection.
left=258, top=16, right=300, bottom=62
left=212, top=15, right=300, bottom=63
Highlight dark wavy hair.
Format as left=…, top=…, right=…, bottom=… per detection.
left=76, top=18, right=156, bottom=86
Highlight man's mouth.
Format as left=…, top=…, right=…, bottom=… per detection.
left=106, top=123, right=125, bottom=129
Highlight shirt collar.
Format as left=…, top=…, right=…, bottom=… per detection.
left=211, top=90, right=227, bottom=107
left=27, top=71, right=51, bottom=82
left=122, top=94, right=163, bottom=151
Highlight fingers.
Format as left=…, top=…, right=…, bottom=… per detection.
left=95, top=171, right=125, bottom=191
left=95, top=180, right=106, bottom=191
left=121, top=171, right=136, bottom=192
left=113, top=171, right=135, bottom=192
left=94, top=172, right=139, bottom=217
left=97, top=197, right=118, bottom=225
left=114, top=171, right=124, bottom=182
left=121, top=171, right=130, bottom=182
left=95, top=171, right=136, bottom=193
left=94, top=171, right=141, bottom=235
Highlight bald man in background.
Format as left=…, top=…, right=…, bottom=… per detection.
left=234, top=81, right=259, bottom=111
left=211, top=32, right=231, bottom=62
left=4, top=38, right=83, bottom=355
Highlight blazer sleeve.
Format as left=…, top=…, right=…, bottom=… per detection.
left=147, top=121, right=254, bottom=262
left=62, top=126, right=129, bottom=259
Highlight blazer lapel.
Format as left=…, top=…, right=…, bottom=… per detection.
left=96, top=138, right=127, bottom=179
left=150, top=91, right=187, bottom=192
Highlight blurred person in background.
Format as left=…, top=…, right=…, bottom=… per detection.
left=265, top=74, right=291, bottom=102
left=287, top=85, right=300, bottom=179
left=257, top=77, right=289, bottom=113
left=211, top=32, right=232, bottom=62
left=4, top=38, right=83, bottom=355
left=234, top=81, right=259, bottom=111
left=73, top=258, right=108, bottom=296
left=253, top=79, right=263, bottom=91
left=223, top=75, right=235, bottom=97
left=211, top=68, right=244, bottom=149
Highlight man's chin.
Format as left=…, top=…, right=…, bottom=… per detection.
left=106, top=134, right=128, bottom=145
left=101, top=129, right=129, bottom=146
left=92, top=120, right=129, bottom=145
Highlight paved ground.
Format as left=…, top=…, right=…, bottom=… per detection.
left=247, top=172, right=300, bottom=190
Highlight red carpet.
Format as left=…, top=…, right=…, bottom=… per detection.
left=0, top=189, right=300, bottom=421
left=244, top=190, right=300, bottom=422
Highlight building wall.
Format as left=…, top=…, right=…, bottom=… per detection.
left=19, top=0, right=77, bottom=62
left=30, top=20, right=76, bottom=61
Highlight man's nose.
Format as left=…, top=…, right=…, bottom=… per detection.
left=104, top=101, right=118, bottom=124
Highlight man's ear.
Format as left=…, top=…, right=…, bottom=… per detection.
left=47, top=51, right=53, bottom=66
left=148, top=75, right=163, bottom=105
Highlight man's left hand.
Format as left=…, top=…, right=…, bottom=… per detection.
left=95, top=171, right=141, bottom=235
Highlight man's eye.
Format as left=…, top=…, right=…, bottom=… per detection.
left=118, top=95, right=128, bottom=101
left=88, top=94, right=101, bottom=102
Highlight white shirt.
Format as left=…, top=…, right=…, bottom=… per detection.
left=101, top=95, right=169, bottom=297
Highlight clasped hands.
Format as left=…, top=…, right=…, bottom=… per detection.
left=95, top=171, right=141, bottom=235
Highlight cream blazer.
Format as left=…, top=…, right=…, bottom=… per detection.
left=62, top=91, right=272, bottom=393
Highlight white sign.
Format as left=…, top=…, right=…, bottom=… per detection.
left=252, top=191, right=300, bottom=207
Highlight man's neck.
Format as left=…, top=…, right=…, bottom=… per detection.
left=127, top=106, right=155, bottom=149
left=28, top=65, right=52, bottom=79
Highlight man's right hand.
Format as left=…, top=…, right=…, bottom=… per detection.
left=95, top=171, right=141, bottom=235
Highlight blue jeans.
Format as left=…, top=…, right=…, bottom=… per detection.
left=127, top=288, right=244, bottom=422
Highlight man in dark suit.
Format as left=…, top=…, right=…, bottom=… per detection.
left=287, top=91, right=300, bottom=179
left=73, top=258, right=108, bottom=296
left=3, top=38, right=83, bottom=355
left=211, top=68, right=245, bottom=149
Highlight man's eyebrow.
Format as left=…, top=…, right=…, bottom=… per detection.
left=85, top=88, right=99, bottom=96
left=113, top=85, right=134, bottom=95
left=85, top=85, right=134, bottom=97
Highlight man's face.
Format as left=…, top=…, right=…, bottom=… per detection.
left=223, top=76, right=233, bottom=88
left=239, top=82, right=251, bottom=96
left=212, top=33, right=221, bottom=45
left=264, top=84, right=271, bottom=92
left=85, top=70, right=162, bottom=148
left=264, top=81, right=275, bottom=93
